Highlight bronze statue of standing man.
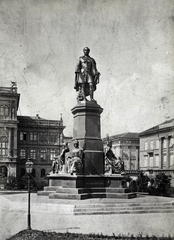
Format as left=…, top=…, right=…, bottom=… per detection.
left=74, top=47, right=100, bottom=102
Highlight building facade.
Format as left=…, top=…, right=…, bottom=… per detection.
left=103, top=132, right=139, bottom=171
left=139, top=119, right=174, bottom=185
left=0, top=85, right=65, bottom=188
left=0, top=85, right=20, bottom=185
left=139, top=119, right=174, bottom=170
left=17, top=115, right=65, bottom=187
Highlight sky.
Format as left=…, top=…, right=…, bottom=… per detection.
left=0, top=0, right=174, bottom=138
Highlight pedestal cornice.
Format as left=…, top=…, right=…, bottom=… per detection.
left=71, top=101, right=103, bottom=115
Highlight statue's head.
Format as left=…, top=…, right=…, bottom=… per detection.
left=83, top=47, right=90, bottom=56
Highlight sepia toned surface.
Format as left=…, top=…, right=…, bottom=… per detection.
left=0, top=0, right=174, bottom=239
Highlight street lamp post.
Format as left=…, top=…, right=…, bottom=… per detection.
left=25, top=159, right=33, bottom=230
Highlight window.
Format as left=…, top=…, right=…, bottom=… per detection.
left=149, top=156, right=153, bottom=167
left=155, top=140, right=159, bottom=149
left=30, top=132, right=33, bottom=141
left=4, top=106, right=9, bottom=116
left=163, top=155, right=167, bottom=169
left=144, top=156, right=148, bottom=167
left=163, top=139, right=167, bottom=149
left=30, top=132, right=37, bottom=141
left=144, top=142, right=148, bottom=150
left=30, top=149, right=36, bottom=160
left=0, top=106, right=4, bottom=116
left=0, top=136, right=8, bottom=156
left=170, top=154, right=174, bottom=168
left=40, top=149, right=47, bottom=161
left=0, top=166, right=7, bottom=177
left=154, top=155, right=159, bottom=167
left=50, top=150, right=56, bottom=160
left=150, top=141, right=153, bottom=150
left=20, top=149, right=26, bottom=159
left=169, top=137, right=174, bottom=147
left=20, top=132, right=27, bottom=141
left=41, top=169, right=45, bottom=177
left=12, top=108, right=15, bottom=119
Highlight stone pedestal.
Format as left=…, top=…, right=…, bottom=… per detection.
left=38, top=100, right=137, bottom=200
left=71, top=101, right=104, bottom=175
left=38, top=174, right=137, bottom=200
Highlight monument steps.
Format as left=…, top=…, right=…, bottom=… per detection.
left=73, top=202, right=174, bottom=215
left=37, top=186, right=62, bottom=196
left=54, top=187, right=131, bottom=194
left=37, top=185, right=134, bottom=199
left=74, top=202, right=173, bottom=208
left=73, top=208, right=174, bottom=215
left=37, top=191, right=56, bottom=196
left=44, top=186, right=62, bottom=191
left=49, top=192, right=89, bottom=200
left=47, top=191, right=136, bottom=200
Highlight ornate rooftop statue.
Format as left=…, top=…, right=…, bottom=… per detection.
left=74, top=47, right=100, bottom=102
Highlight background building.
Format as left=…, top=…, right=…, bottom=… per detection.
left=0, top=85, right=65, bottom=188
left=17, top=115, right=65, bottom=188
left=139, top=119, right=174, bottom=185
left=103, top=132, right=139, bottom=171
left=0, top=85, right=20, bottom=186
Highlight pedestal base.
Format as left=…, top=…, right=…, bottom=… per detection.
left=38, top=174, right=137, bottom=200
left=71, top=101, right=104, bottom=175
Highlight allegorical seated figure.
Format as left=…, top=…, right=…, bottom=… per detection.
left=50, top=143, right=69, bottom=174
left=67, top=140, right=83, bottom=175
left=105, top=142, right=124, bottom=174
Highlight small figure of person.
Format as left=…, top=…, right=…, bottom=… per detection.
left=67, top=140, right=83, bottom=175
left=74, top=47, right=100, bottom=102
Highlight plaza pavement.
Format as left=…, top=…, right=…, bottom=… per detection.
left=0, top=192, right=174, bottom=240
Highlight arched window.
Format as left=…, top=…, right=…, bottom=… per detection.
left=30, top=149, right=36, bottom=159
left=0, top=136, right=8, bottom=156
left=20, top=149, right=26, bottom=159
left=163, top=139, right=167, bottom=149
left=21, top=168, right=25, bottom=177
left=0, top=166, right=7, bottom=178
left=50, top=150, right=56, bottom=160
left=40, top=149, right=47, bottom=161
left=32, top=168, right=35, bottom=177
left=4, top=106, right=9, bottom=116
left=0, top=105, right=4, bottom=116
left=41, top=169, right=45, bottom=177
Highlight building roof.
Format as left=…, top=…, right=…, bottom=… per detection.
left=17, top=115, right=45, bottom=120
left=103, top=132, right=139, bottom=142
left=17, top=115, right=64, bottom=128
left=0, top=86, right=20, bottom=109
left=139, top=118, right=174, bottom=136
